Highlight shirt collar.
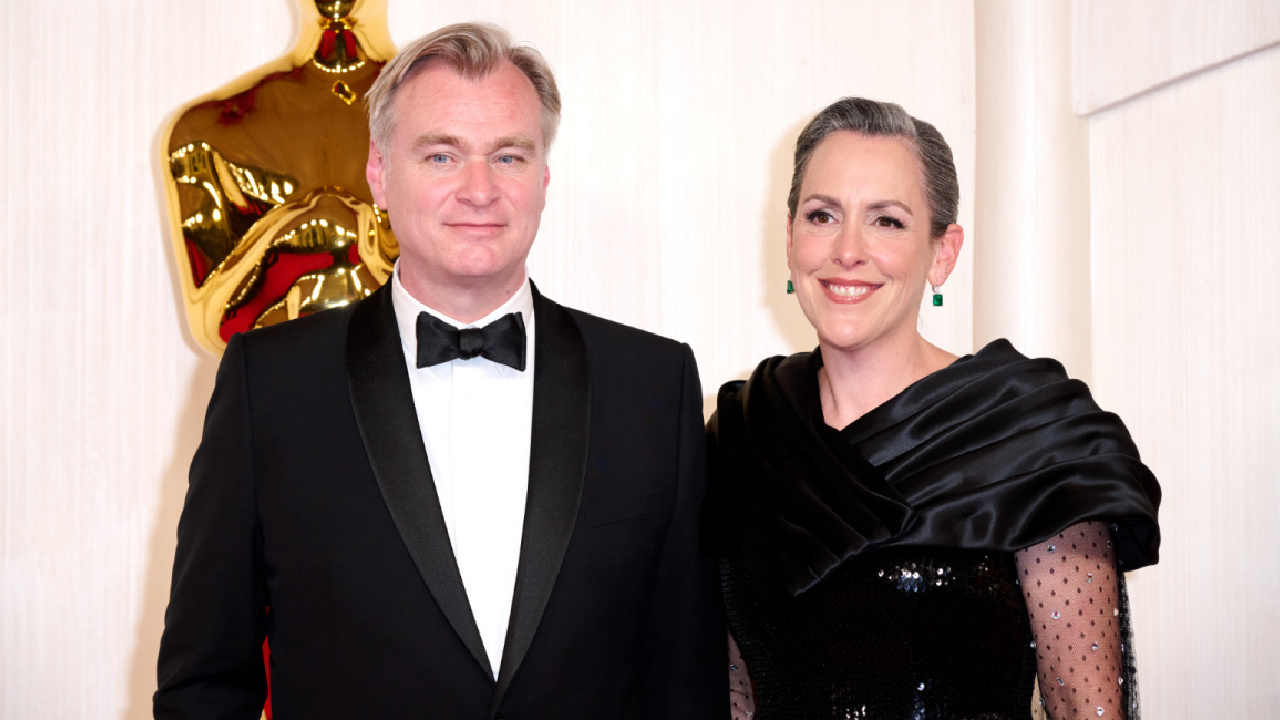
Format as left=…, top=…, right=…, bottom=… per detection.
left=390, top=262, right=535, bottom=366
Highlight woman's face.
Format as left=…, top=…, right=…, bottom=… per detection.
left=787, top=131, right=959, bottom=355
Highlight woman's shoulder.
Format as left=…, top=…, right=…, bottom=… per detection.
left=969, top=338, right=1074, bottom=380
left=714, top=350, right=820, bottom=417
left=718, top=350, right=818, bottom=394
left=709, top=350, right=821, bottom=442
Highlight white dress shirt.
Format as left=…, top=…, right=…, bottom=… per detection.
left=390, top=265, right=535, bottom=678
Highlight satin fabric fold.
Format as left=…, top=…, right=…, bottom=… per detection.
left=703, top=339, right=1161, bottom=596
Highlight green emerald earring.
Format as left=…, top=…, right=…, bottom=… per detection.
left=787, top=280, right=795, bottom=295
left=931, top=283, right=943, bottom=307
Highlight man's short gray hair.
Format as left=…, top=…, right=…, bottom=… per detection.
left=366, top=22, right=561, bottom=153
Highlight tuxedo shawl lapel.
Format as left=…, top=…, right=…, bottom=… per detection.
left=493, top=285, right=591, bottom=707
left=346, top=285, right=493, bottom=679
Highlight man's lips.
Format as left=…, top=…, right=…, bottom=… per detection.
left=819, top=280, right=880, bottom=303
left=444, top=222, right=506, bottom=234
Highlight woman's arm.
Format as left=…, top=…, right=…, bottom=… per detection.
left=728, top=631, right=757, bottom=719
left=1016, top=521, right=1125, bottom=720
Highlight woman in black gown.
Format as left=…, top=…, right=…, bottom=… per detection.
left=702, top=97, right=1160, bottom=720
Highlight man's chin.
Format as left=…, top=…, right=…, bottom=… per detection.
left=442, top=262, right=526, bottom=289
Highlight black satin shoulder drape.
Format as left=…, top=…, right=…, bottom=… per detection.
left=702, top=339, right=1161, bottom=597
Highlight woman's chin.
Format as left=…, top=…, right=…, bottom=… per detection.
left=816, top=321, right=921, bottom=358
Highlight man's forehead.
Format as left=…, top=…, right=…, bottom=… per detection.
left=400, top=57, right=534, bottom=100
left=392, top=61, right=545, bottom=151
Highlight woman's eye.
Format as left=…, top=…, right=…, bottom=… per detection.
left=874, top=215, right=904, bottom=229
left=806, top=210, right=835, bottom=225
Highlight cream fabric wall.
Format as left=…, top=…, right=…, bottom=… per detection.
left=1082, top=23, right=1280, bottom=720
left=974, top=0, right=1093, bottom=382
left=1073, top=0, right=1280, bottom=113
left=1070, top=2, right=1280, bottom=716
left=0, top=1, right=973, bottom=717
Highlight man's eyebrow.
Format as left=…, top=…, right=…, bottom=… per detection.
left=406, top=134, right=537, bottom=155
left=410, top=133, right=463, bottom=152
left=490, top=135, right=537, bottom=154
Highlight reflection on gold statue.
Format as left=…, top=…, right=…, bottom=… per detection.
left=162, top=0, right=398, bottom=355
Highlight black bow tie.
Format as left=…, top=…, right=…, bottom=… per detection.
left=416, top=311, right=527, bottom=371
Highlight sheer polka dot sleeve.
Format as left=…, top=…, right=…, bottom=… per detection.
left=1016, top=521, right=1125, bottom=720
left=728, top=631, right=756, bottom=719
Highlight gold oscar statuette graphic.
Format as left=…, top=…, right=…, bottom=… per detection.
left=161, top=0, right=398, bottom=355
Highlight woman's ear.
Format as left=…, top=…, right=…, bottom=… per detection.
left=929, top=223, right=964, bottom=287
left=785, top=215, right=794, bottom=271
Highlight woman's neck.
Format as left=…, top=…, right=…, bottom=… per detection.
left=817, top=334, right=957, bottom=429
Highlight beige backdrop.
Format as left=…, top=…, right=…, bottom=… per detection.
left=1, top=1, right=1276, bottom=717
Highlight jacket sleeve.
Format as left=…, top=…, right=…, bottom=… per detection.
left=154, top=333, right=269, bottom=719
left=640, top=344, right=729, bottom=718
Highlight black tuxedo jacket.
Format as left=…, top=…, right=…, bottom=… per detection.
left=155, top=284, right=725, bottom=719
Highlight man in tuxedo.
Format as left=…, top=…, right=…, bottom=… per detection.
left=155, top=22, right=726, bottom=719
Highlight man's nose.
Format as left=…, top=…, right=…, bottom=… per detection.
left=457, top=161, right=497, bottom=205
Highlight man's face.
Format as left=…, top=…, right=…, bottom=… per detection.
left=367, top=59, right=549, bottom=309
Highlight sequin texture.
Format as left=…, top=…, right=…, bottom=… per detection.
left=723, top=546, right=1036, bottom=718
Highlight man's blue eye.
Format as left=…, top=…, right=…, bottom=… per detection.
left=429, top=154, right=450, bottom=163
left=497, top=155, right=517, bottom=164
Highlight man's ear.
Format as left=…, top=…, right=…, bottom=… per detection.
left=366, top=140, right=387, bottom=208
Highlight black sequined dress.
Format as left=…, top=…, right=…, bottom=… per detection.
left=703, top=340, right=1161, bottom=719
